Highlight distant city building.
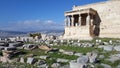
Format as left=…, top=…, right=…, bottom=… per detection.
left=9, top=36, right=34, bottom=42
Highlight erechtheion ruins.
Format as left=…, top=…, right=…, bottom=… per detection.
left=63, top=1, right=120, bottom=40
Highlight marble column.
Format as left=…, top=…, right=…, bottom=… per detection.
left=86, top=13, right=91, bottom=26
left=90, top=14, right=94, bottom=26
left=90, top=19, right=94, bottom=25
left=65, top=16, right=69, bottom=27
left=71, top=15, right=74, bottom=26
left=65, top=16, right=68, bottom=27
left=79, top=14, right=81, bottom=26
left=69, top=16, right=72, bottom=26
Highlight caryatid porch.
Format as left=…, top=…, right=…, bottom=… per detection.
left=65, top=8, right=97, bottom=27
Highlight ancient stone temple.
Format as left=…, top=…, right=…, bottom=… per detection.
left=63, top=1, right=120, bottom=40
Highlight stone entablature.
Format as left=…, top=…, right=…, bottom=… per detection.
left=65, top=8, right=96, bottom=16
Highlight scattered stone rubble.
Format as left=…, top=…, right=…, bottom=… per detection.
left=40, top=55, right=49, bottom=60
left=51, top=63, right=61, bottom=68
left=114, top=46, right=120, bottom=51
left=23, top=44, right=37, bottom=50
left=38, top=45, right=52, bottom=51
left=101, top=63, right=111, bottom=68
left=63, top=51, right=75, bottom=55
left=0, top=37, right=120, bottom=68
left=57, top=58, right=69, bottom=63
left=70, top=51, right=99, bottom=68
left=70, top=60, right=87, bottom=68
left=27, top=57, right=35, bottom=64
left=103, top=45, right=113, bottom=51
left=106, top=54, right=120, bottom=63
left=20, top=57, right=24, bottom=63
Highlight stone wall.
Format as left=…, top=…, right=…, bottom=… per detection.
left=64, top=26, right=92, bottom=40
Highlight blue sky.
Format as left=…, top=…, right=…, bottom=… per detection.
left=0, top=0, right=107, bottom=31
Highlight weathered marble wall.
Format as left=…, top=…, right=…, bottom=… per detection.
left=63, top=1, right=120, bottom=39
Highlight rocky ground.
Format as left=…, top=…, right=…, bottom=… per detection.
left=0, top=38, right=120, bottom=68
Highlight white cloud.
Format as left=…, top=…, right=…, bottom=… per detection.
left=0, top=19, right=64, bottom=31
